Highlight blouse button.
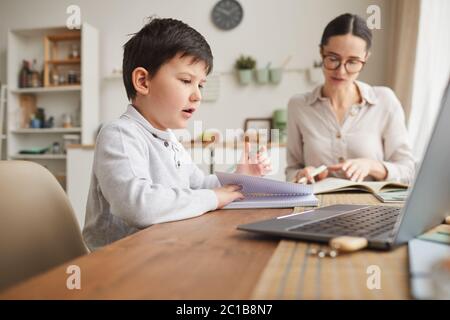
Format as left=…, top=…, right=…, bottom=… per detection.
left=164, top=141, right=169, bottom=147
left=336, top=132, right=342, bottom=139
left=177, top=161, right=181, bottom=167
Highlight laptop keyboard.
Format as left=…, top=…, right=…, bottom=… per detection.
left=289, top=206, right=401, bottom=239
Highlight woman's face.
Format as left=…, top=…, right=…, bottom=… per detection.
left=321, top=34, right=369, bottom=88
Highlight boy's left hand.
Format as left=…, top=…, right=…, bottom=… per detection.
left=235, top=142, right=272, bottom=176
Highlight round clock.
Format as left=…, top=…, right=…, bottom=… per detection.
left=211, top=0, right=244, bottom=31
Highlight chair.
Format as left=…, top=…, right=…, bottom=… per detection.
left=0, top=161, right=88, bottom=291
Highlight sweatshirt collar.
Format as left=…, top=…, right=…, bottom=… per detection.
left=122, top=104, right=177, bottom=142
left=307, top=81, right=378, bottom=106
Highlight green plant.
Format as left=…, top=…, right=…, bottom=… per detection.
left=235, top=55, right=256, bottom=70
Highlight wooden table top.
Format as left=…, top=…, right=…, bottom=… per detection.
left=0, top=193, right=408, bottom=299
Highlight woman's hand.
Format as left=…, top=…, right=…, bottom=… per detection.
left=235, top=142, right=272, bottom=176
left=294, top=166, right=329, bottom=184
left=213, top=185, right=244, bottom=209
left=328, top=158, right=387, bottom=182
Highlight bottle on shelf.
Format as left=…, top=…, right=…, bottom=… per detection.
left=18, top=60, right=30, bottom=88
left=30, top=59, right=41, bottom=87
left=35, top=108, right=46, bottom=128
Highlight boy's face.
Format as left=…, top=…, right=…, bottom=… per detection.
left=133, top=53, right=207, bottom=130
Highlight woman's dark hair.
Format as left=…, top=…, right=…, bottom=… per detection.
left=320, top=13, right=372, bottom=50
left=122, top=17, right=213, bottom=100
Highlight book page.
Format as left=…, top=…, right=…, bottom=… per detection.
left=312, top=178, right=408, bottom=194
left=222, top=194, right=318, bottom=209
left=216, top=171, right=313, bottom=196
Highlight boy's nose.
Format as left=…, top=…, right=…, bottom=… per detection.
left=191, top=87, right=202, bottom=102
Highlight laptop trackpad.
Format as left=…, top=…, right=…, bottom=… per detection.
left=284, top=204, right=369, bottom=222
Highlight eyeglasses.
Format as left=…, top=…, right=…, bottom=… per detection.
left=322, top=55, right=366, bottom=74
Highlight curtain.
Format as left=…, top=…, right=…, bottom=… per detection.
left=386, top=0, right=421, bottom=122
left=407, top=0, right=450, bottom=160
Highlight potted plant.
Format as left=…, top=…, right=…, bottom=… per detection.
left=235, top=55, right=256, bottom=85
left=255, top=62, right=270, bottom=84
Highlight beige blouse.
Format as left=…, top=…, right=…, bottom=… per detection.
left=285, top=81, right=415, bottom=184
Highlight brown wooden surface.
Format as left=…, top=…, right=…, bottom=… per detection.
left=0, top=193, right=408, bottom=299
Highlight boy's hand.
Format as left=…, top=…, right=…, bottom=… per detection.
left=214, top=185, right=244, bottom=209
left=235, top=142, right=272, bottom=176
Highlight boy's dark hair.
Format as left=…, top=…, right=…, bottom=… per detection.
left=320, top=13, right=372, bottom=51
left=122, top=17, right=213, bottom=100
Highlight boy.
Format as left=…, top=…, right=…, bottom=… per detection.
left=83, top=18, right=271, bottom=251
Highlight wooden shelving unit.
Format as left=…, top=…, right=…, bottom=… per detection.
left=43, top=31, right=81, bottom=88
left=6, top=24, right=99, bottom=189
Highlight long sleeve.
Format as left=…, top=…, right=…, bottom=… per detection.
left=94, top=124, right=218, bottom=229
left=381, top=89, right=416, bottom=184
left=189, top=164, right=221, bottom=189
left=285, top=97, right=305, bottom=181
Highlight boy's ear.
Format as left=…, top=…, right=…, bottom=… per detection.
left=132, top=67, right=150, bottom=95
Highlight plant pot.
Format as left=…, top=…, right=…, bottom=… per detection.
left=255, top=68, right=269, bottom=84
left=269, top=68, right=283, bottom=84
left=237, top=69, right=252, bottom=85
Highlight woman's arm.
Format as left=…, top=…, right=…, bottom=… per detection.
left=381, top=89, right=416, bottom=183
left=285, top=99, right=305, bottom=181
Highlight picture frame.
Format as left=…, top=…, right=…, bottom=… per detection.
left=244, top=117, right=272, bottom=143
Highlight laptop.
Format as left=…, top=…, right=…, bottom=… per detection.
left=237, top=80, right=450, bottom=250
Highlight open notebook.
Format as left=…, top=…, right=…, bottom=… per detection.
left=312, top=177, right=408, bottom=195
left=216, top=172, right=318, bottom=209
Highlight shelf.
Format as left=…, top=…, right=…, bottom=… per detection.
left=47, top=32, right=80, bottom=41
left=10, top=85, right=81, bottom=93
left=11, top=154, right=67, bottom=160
left=11, top=128, right=81, bottom=134
left=45, top=58, right=80, bottom=65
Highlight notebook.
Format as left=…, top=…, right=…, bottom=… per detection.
left=215, top=172, right=318, bottom=209
left=312, top=177, right=408, bottom=195
left=374, top=189, right=409, bottom=203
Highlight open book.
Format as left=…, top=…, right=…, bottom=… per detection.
left=216, top=172, right=318, bottom=209
left=312, top=177, right=408, bottom=195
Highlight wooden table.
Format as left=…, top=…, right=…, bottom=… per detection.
left=0, top=193, right=409, bottom=299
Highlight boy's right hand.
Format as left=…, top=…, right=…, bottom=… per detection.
left=214, top=185, right=244, bottom=209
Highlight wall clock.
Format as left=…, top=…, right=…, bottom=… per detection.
left=211, top=0, right=244, bottom=31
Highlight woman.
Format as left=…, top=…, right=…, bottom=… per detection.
left=286, top=13, right=415, bottom=184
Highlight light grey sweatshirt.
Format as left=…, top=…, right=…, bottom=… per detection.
left=83, top=105, right=220, bottom=251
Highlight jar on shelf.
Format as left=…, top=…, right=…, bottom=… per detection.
left=62, top=113, right=73, bottom=128
left=68, top=70, right=77, bottom=84
left=50, top=69, right=59, bottom=86
left=69, top=44, right=80, bottom=59
left=63, top=134, right=81, bottom=153
left=59, top=74, right=66, bottom=85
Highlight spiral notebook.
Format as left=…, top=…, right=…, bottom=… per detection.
left=216, top=172, right=318, bottom=209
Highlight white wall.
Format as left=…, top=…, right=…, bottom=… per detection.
left=0, top=0, right=392, bottom=135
